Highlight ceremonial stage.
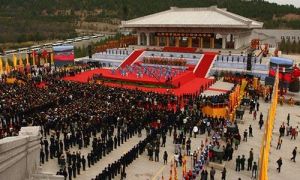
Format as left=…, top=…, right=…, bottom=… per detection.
left=63, top=68, right=214, bottom=96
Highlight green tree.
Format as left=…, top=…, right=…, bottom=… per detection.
left=296, top=40, right=300, bottom=54
left=279, top=38, right=286, bottom=53
left=286, top=38, right=292, bottom=54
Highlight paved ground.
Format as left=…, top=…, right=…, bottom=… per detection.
left=40, top=97, right=300, bottom=180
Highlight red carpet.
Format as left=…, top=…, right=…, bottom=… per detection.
left=62, top=68, right=213, bottom=96
left=119, top=49, right=144, bottom=68
left=194, top=53, right=216, bottom=78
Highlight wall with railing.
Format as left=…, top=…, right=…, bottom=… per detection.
left=258, top=69, right=279, bottom=180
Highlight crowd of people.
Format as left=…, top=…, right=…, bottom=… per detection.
left=0, top=64, right=296, bottom=180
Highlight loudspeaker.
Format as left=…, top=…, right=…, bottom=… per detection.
left=247, top=54, right=252, bottom=71
left=88, top=45, right=92, bottom=58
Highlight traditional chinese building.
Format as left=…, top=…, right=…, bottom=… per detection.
left=121, top=6, right=263, bottom=49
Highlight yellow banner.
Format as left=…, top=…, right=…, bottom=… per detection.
left=5, top=58, right=10, bottom=73
left=13, top=54, right=17, bottom=68
left=259, top=69, right=279, bottom=180
left=0, top=57, right=3, bottom=74
left=19, top=54, right=23, bottom=67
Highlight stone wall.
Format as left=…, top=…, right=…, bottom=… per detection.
left=0, top=126, right=41, bottom=180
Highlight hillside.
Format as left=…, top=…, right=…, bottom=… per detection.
left=0, top=0, right=300, bottom=44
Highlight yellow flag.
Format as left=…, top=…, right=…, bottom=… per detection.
left=0, top=57, right=3, bottom=74
left=13, top=54, right=17, bottom=68
left=19, top=54, right=23, bottom=67
left=5, top=58, right=10, bottom=73
left=51, top=52, right=54, bottom=65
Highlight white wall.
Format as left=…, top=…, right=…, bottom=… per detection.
left=0, top=127, right=41, bottom=180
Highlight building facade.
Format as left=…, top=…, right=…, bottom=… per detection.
left=121, top=6, right=263, bottom=49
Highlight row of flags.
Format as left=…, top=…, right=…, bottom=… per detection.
left=0, top=50, right=54, bottom=74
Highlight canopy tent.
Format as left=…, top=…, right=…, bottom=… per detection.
left=270, top=57, right=293, bottom=66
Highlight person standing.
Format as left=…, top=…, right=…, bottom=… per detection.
left=249, top=125, right=253, bottom=137
left=249, top=148, right=254, bottom=162
left=276, top=137, right=282, bottom=150
left=63, top=168, right=68, bottom=180
left=163, top=151, right=168, bottom=165
left=287, top=113, right=290, bottom=126
left=221, top=167, right=226, bottom=180
left=200, top=169, right=208, bottom=180
left=240, top=155, right=246, bottom=170
left=253, top=110, right=257, bottom=120
left=67, top=165, right=72, bottom=180
left=81, top=156, right=86, bottom=171
left=235, top=155, right=241, bottom=171
left=154, top=147, right=159, bottom=162
left=210, top=167, right=216, bottom=180
left=277, top=157, right=283, bottom=173
left=252, top=162, right=257, bottom=178
left=247, top=157, right=253, bottom=171
left=72, top=163, right=76, bottom=178
left=87, top=153, right=91, bottom=168
left=259, top=116, right=264, bottom=130
left=40, top=149, right=45, bottom=165
left=291, top=147, right=297, bottom=162
left=161, top=134, right=166, bottom=147
left=243, top=129, right=248, bottom=142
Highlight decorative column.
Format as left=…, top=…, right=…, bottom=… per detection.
left=137, top=32, right=141, bottom=46
left=210, top=37, right=215, bottom=49
left=175, top=37, right=180, bottom=47
left=156, top=36, right=160, bottom=46
left=166, top=37, right=170, bottom=47
left=146, top=33, right=150, bottom=46
left=188, top=37, right=192, bottom=48
left=222, top=34, right=226, bottom=49
left=200, top=37, right=203, bottom=48
left=234, top=35, right=240, bottom=49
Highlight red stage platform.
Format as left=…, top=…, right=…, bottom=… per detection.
left=63, top=68, right=213, bottom=96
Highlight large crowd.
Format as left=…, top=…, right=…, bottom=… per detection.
left=1, top=65, right=290, bottom=180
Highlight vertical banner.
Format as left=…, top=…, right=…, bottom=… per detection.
left=13, top=54, right=17, bottom=68
left=51, top=52, right=54, bottom=65
left=5, top=57, right=10, bottom=73
left=32, top=50, right=36, bottom=66
left=18, top=54, right=23, bottom=67
left=0, top=57, right=3, bottom=74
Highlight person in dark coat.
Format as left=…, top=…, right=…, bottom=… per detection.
left=67, top=165, right=72, bottom=180
left=87, top=153, right=91, bottom=168
left=221, top=167, right=226, bottom=180
left=76, top=159, right=81, bottom=175
left=72, top=163, right=76, bottom=178
left=82, top=156, right=86, bottom=171
left=277, top=157, right=283, bottom=173
left=291, top=147, right=297, bottom=162
left=40, top=149, right=45, bottom=165
left=240, top=155, right=246, bottom=170
left=235, top=155, right=241, bottom=171
left=163, top=151, right=168, bottom=165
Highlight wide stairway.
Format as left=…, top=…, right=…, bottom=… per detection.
left=193, top=53, right=216, bottom=78
left=119, top=49, right=144, bottom=68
